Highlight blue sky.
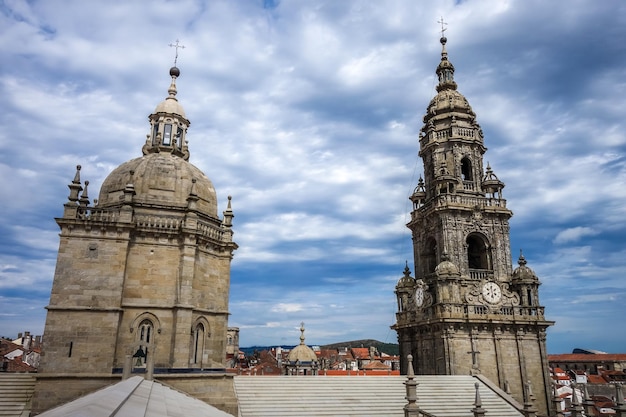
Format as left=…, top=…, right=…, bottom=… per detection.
left=1, top=0, right=625, bottom=354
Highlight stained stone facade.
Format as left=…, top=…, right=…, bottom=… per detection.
left=392, top=36, right=554, bottom=416
left=33, top=66, right=238, bottom=413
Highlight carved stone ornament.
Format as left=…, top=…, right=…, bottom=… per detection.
left=465, top=281, right=520, bottom=307
left=415, top=279, right=433, bottom=309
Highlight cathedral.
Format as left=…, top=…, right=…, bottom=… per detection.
left=29, top=32, right=559, bottom=416
left=32, top=65, right=239, bottom=413
left=392, top=34, right=554, bottom=415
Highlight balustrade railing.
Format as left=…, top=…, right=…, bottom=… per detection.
left=135, top=215, right=181, bottom=230
left=197, top=220, right=225, bottom=241
left=469, top=269, right=493, bottom=280
left=397, top=304, right=545, bottom=324
left=76, top=207, right=120, bottom=223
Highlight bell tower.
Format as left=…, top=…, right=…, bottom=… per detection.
left=392, top=33, right=554, bottom=415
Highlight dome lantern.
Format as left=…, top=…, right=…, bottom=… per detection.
left=143, top=66, right=191, bottom=161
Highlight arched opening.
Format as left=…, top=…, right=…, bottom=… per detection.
left=461, top=157, right=473, bottom=181
left=134, top=319, right=154, bottom=367
left=466, top=234, right=491, bottom=270
left=192, top=323, right=205, bottom=365
left=423, top=238, right=438, bottom=274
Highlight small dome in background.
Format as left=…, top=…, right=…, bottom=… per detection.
left=287, top=323, right=318, bottom=363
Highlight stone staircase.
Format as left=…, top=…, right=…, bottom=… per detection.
left=234, top=375, right=524, bottom=417
left=0, top=373, right=36, bottom=417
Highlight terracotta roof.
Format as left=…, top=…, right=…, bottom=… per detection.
left=363, top=360, right=391, bottom=370
left=0, top=339, right=23, bottom=357
left=548, top=353, right=626, bottom=362
left=587, top=374, right=608, bottom=384
left=351, top=348, right=370, bottom=359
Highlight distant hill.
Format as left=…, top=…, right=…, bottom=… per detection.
left=321, top=340, right=399, bottom=356
left=240, top=340, right=399, bottom=357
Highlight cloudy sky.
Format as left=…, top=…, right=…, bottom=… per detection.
left=1, top=0, right=625, bottom=354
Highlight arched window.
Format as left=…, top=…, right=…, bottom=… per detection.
left=423, top=238, right=438, bottom=274
left=134, top=319, right=154, bottom=366
left=192, top=323, right=205, bottom=365
left=466, top=234, right=491, bottom=270
left=461, top=157, right=473, bottom=181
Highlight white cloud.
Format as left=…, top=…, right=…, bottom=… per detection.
left=553, top=227, right=600, bottom=245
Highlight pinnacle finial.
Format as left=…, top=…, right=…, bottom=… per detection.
left=406, top=354, right=415, bottom=377
left=79, top=180, right=90, bottom=207
left=518, top=249, right=527, bottom=266
left=73, top=165, right=82, bottom=184
left=299, top=322, right=306, bottom=345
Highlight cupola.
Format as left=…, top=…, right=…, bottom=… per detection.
left=482, top=164, right=505, bottom=199
left=142, top=66, right=191, bottom=160
left=512, top=252, right=539, bottom=284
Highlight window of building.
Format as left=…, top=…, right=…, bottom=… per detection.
left=466, top=234, right=491, bottom=270
left=461, top=157, right=472, bottom=181
left=175, top=127, right=183, bottom=148
left=424, top=238, right=438, bottom=274
left=163, top=124, right=172, bottom=145
left=135, top=319, right=153, bottom=366
left=192, top=323, right=205, bottom=365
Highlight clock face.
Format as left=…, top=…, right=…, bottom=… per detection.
left=482, top=282, right=502, bottom=304
left=415, top=288, right=424, bottom=307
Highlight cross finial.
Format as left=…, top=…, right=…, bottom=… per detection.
left=437, top=17, right=447, bottom=37
left=168, top=39, right=186, bottom=66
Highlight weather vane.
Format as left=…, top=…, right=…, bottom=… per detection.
left=437, top=17, right=447, bottom=37
left=168, top=39, right=186, bottom=66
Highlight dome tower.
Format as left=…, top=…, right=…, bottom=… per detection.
left=35, top=64, right=238, bottom=412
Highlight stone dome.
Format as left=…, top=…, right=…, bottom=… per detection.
left=425, top=89, right=475, bottom=121
left=287, top=323, right=318, bottom=363
left=287, top=343, right=318, bottom=363
left=154, top=94, right=186, bottom=119
left=435, top=253, right=460, bottom=276
left=396, top=263, right=415, bottom=289
left=97, top=152, right=218, bottom=217
left=512, top=253, right=539, bottom=282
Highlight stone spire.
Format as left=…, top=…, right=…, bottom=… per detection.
left=436, top=35, right=458, bottom=92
